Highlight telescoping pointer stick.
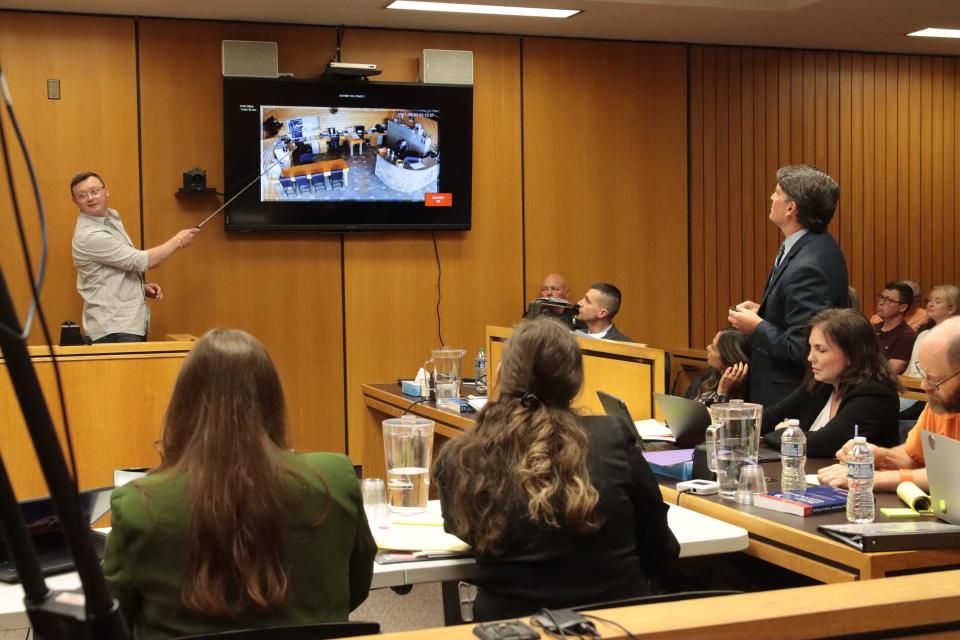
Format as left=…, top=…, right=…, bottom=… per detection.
left=196, top=149, right=292, bottom=229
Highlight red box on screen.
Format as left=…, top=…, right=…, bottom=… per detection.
left=425, top=193, right=453, bottom=207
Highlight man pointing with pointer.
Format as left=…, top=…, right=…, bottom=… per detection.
left=70, top=171, right=199, bottom=344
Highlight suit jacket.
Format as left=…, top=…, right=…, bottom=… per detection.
left=761, top=379, right=900, bottom=458
left=103, top=452, right=376, bottom=640
left=751, top=231, right=848, bottom=407
left=436, top=415, right=679, bottom=621
left=602, top=324, right=634, bottom=342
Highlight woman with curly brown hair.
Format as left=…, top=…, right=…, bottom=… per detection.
left=103, top=329, right=376, bottom=639
left=434, top=317, right=679, bottom=621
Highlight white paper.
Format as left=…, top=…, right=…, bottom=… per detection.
left=634, top=419, right=676, bottom=442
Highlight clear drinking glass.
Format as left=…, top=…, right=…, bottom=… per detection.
left=734, top=464, right=767, bottom=505
left=361, top=478, right=390, bottom=522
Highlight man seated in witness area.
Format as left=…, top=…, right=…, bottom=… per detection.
left=818, top=316, right=960, bottom=492
left=575, top=282, right=633, bottom=342
left=873, top=281, right=918, bottom=375
left=870, top=279, right=929, bottom=333
left=539, top=273, right=571, bottom=302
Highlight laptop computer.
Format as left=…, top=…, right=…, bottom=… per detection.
left=597, top=391, right=675, bottom=448
left=652, top=393, right=780, bottom=461
left=653, top=393, right=713, bottom=448
left=0, top=486, right=113, bottom=583
left=921, top=431, right=960, bottom=526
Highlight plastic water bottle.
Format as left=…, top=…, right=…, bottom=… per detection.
left=846, top=436, right=875, bottom=523
left=780, top=419, right=806, bottom=494
left=474, top=348, right=487, bottom=395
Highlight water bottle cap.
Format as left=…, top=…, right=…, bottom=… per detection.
left=853, top=436, right=867, bottom=443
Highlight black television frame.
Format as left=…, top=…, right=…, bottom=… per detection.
left=223, top=77, right=473, bottom=232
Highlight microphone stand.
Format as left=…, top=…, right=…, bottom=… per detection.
left=0, top=265, right=128, bottom=639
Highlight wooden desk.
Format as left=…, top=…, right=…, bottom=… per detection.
left=486, top=325, right=668, bottom=420
left=660, top=459, right=960, bottom=582
left=281, top=158, right=350, bottom=186
left=899, top=374, right=926, bottom=401
left=361, top=383, right=473, bottom=478
left=0, top=340, right=195, bottom=498
left=342, top=569, right=960, bottom=639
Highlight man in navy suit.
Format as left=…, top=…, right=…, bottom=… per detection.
left=728, top=165, right=849, bottom=407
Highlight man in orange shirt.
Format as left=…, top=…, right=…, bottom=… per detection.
left=818, top=316, right=960, bottom=492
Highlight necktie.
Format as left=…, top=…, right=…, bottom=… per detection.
left=774, top=243, right=786, bottom=271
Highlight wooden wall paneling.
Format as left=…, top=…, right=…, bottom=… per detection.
left=944, top=56, right=955, bottom=287
left=137, top=20, right=346, bottom=454
left=884, top=56, right=898, bottom=293
left=522, top=38, right=688, bottom=350
left=761, top=50, right=778, bottom=310
left=715, top=48, right=731, bottom=329
left=931, top=58, right=944, bottom=288
left=871, top=55, right=887, bottom=291
left=339, top=30, right=523, bottom=473
left=814, top=51, right=829, bottom=171
left=689, top=46, right=960, bottom=346
left=690, top=47, right=705, bottom=349
left=702, top=46, right=718, bottom=348
left=0, top=12, right=138, bottom=344
left=863, top=55, right=877, bottom=297
left=736, top=50, right=753, bottom=315
left=908, top=57, right=922, bottom=282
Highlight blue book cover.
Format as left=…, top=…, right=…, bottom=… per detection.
left=753, top=485, right=849, bottom=516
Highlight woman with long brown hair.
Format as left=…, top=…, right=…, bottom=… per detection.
left=434, top=317, right=679, bottom=621
left=103, top=329, right=376, bottom=639
left=762, top=308, right=901, bottom=458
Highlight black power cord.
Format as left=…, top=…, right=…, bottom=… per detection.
left=0, top=66, right=82, bottom=502
left=431, top=231, right=445, bottom=346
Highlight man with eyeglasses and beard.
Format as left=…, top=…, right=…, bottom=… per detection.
left=818, top=316, right=960, bottom=493
left=70, top=172, right=199, bottom=344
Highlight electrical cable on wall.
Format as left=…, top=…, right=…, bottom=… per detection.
left=0, top=65, right=82, bottom=503
left=432, top=231, right=445, bottom=346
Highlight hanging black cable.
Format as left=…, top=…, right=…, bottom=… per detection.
left=432, top=231, right=445, bottom=346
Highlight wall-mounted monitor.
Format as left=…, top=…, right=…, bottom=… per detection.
left=223, top=77, right=473, bottom=232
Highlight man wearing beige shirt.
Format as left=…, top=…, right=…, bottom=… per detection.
left=70, top=172, right=199, bottom=343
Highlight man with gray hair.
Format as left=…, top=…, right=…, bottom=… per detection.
left=728, top=165, right=849, bottom=407
left=818, top=316, right=960, bottom=492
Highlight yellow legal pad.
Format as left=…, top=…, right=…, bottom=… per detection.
left=372, top=520, right=471, bottom=553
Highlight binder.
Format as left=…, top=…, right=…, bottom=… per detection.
left=818, top=521, right=960, bottom=552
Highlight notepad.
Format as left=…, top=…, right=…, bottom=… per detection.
left=373, top=523, right=470, bottom=553
left=634, top=419, right=676, bottom=442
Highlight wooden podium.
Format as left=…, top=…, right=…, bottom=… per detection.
left=0, top=337, right=196, bottom=498
left=486, top=325, right=668, bottom=420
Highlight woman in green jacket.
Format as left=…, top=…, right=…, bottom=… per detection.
left=103, top=329, right=376, bottom=640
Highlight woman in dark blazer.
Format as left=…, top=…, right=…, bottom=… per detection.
left=434, top=317, right=679, bottom=622
left=763, top=308, right=901, bottom=458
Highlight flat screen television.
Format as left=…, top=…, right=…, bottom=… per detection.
left=222, top=77, right=473, bottom=232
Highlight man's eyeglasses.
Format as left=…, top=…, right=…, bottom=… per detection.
left=74, top=186, right=105, bottom=201
left=913, top=361, right=960, bottom=392
left=876, top=295, right=905, bottom=306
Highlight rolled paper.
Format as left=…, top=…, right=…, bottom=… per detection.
left=897, top=481, right=932, bottom=512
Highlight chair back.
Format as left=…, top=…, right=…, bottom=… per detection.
left=174, top=621, right=380, bottom=640
left=329, top=169, right=344, bottom=188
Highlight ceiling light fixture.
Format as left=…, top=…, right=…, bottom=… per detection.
left=907, top=28, right=960, bottom=39
left=386, top=1, right=580, bottom=19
